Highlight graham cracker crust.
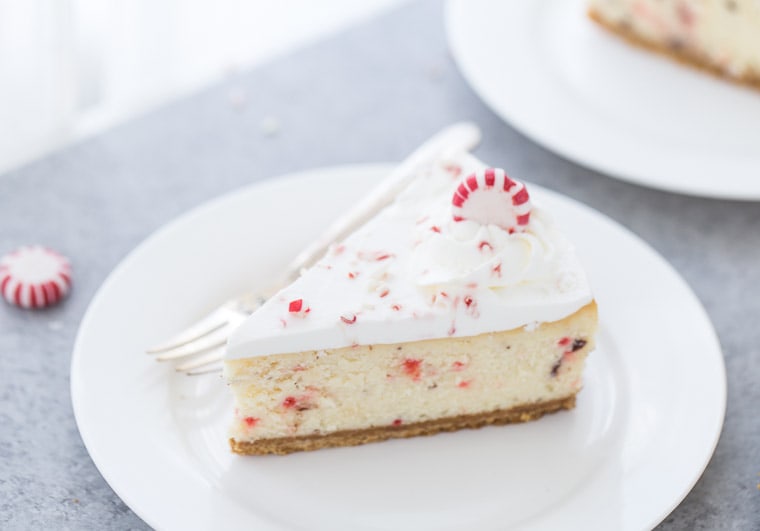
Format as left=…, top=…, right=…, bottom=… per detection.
left=588, top=8, right=760, bottom=92
left=230, top=395, right=576, bottom=455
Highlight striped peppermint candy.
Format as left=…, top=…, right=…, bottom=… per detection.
left=0, top=246, right=72, bottom=309
left=451, top=168, right=532, bottom=232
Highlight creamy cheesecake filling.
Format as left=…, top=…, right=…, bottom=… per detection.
left=225, top=302, right=597, bottom=441
left=589, top=0, right=760, bottom=79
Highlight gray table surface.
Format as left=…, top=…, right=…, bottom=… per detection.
left=1, top=1, right=758, bottom=529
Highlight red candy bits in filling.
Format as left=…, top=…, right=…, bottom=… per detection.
left=402, top=358, right=422, bottom=380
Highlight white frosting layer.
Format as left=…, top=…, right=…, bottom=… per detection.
left=226, top=154, right=593, bottom=359
left=589, top=0, right=760, bottom=78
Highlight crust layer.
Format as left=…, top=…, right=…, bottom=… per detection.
left=230, top=395, right=576, bottom=455
left=588, top=8, right=760, bottom=91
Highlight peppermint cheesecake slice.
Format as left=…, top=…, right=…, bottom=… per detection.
left=588, top=0, right=760, bottom=89
left=224, top=154, right=598, bottom=455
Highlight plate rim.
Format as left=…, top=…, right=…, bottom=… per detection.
left=71, top=163, right=727, bottom=530
left=70, top=164, right=393, bottom=531
left=445, top=0, right=760, bottom=201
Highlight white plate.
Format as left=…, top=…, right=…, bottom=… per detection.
left=71, top=164, right=726, bottom=530
left=446, top=0, right=760, bottom=200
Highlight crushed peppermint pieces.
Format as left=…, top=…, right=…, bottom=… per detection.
left=282, top=394, right=315, bottom=411
left=402, top=358, right=423, bottom=380
left=288, top=298, right=310, bottom=317
left=340, top=313, right=357, bottom=325
left=357, top=250, right=396, bottom=262
left=551, top=337, right=588, bottom=376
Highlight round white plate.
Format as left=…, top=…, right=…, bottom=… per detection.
left=71, top=164, right=725, bottom=530
left=446, top=0, right=760, bottom=200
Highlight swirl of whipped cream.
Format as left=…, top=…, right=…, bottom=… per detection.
left=410, top=206, right=569, bottom=290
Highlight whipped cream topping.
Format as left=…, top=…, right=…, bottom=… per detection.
left=411, top=203, right=566, bottom=290
left=226, top=154, right=593, bottom=359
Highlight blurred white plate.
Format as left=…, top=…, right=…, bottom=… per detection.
left=446, top=0, right=760, bottom=200
left=71, top=164, right=725, bottom=530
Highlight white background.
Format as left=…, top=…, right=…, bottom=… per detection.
left=0, top=0, right=406, bottom=175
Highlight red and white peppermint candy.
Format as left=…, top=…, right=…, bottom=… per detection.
left=451, top=168, right=532, bottom=232
left=0, top=246, right=71, bottom=309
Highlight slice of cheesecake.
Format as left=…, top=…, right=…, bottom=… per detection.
left=588, top=0, right=760, bottom=90
left=224, top=154, right=598, bottom=455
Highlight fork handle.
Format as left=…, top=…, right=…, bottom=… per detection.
left=281, top=122, right=482, bottom=281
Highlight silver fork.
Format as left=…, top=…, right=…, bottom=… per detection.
left=146, top=122, right=482, bottom=375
